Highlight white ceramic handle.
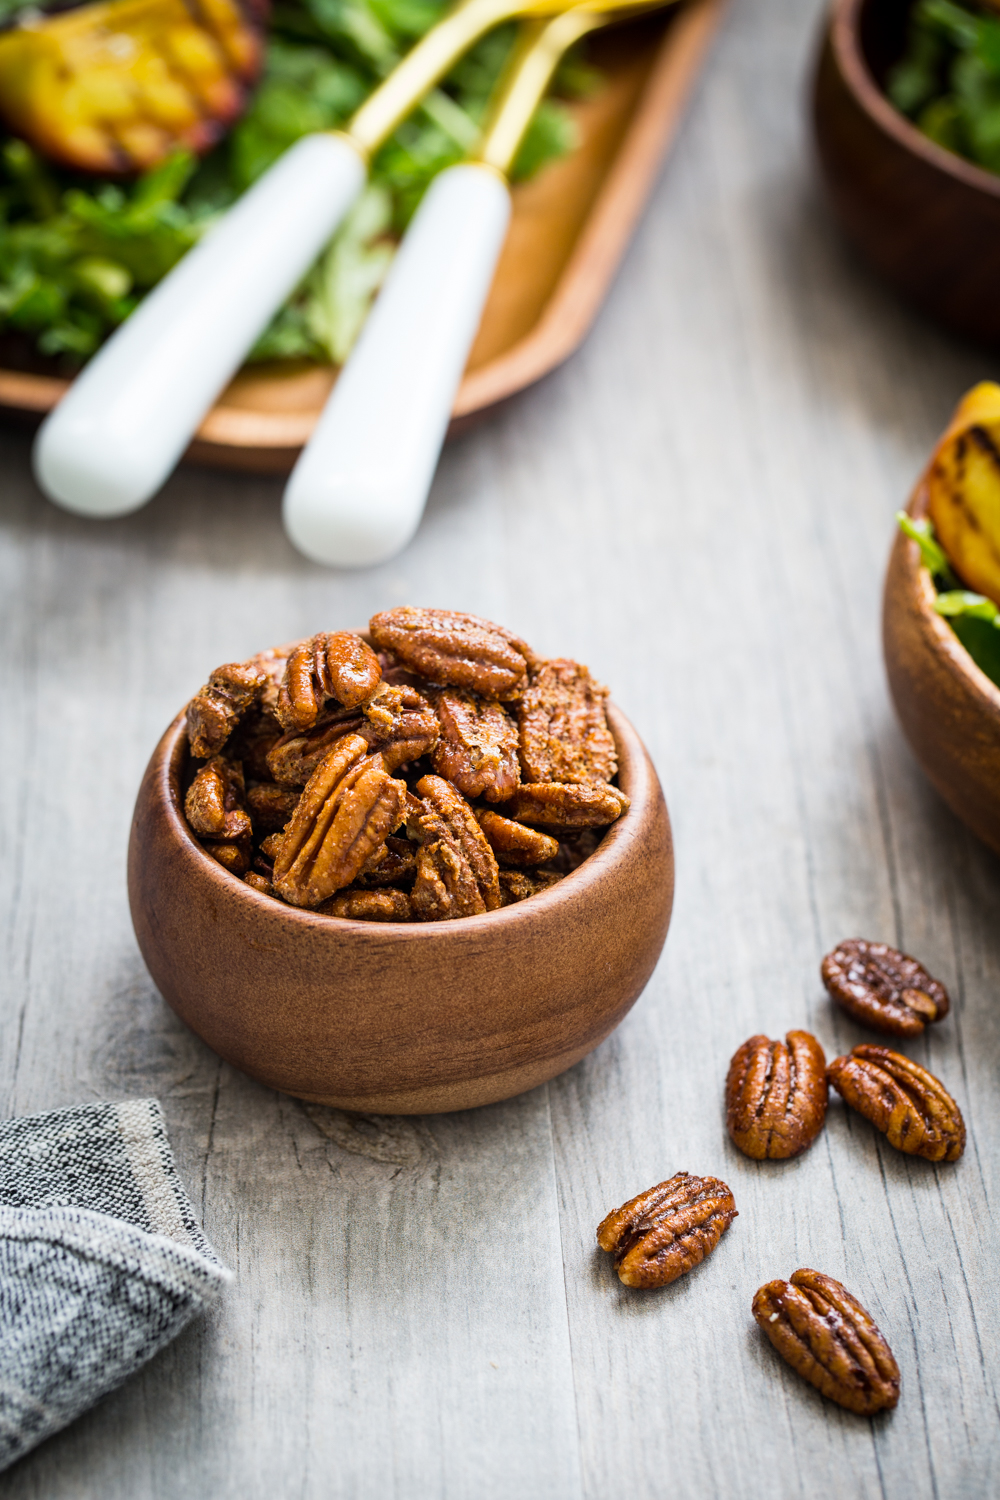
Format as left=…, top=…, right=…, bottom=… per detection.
left=282, top=162, right=511, bottom=567
left=34, top=133, right=366, bottom=518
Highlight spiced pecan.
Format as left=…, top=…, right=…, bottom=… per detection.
left=246, top=782, right=300, bottom=833
left=244, top=871, right=275, bottom=896
left=430, top=689, right=520, bottom=802
left=272, top=735, right=406, bottom=908
left=317, top=888, right=413, bottom=922
left=202, top=838, right=251, bottom=876
left=827, top=1045, right=965, bottom=1161
left=226, top=710, right=284, bottom=782
left=258, top=831, right=286, bottom=861
left=357, top=836, right=416, bottom=888
left=476, top=810, right=559, bottom=868
left=752, top=1268, right=900, bottom=1415
left=726, top=1031, right=828, bottom=1160
left=376, top=689, right=440, bottom=773
left=369, top=607, right=531, bottom=699
left=517, top=659, right=616, bottom=785
left=498, top=869, right=563, bottom=906
left=410, top=780, right=500, bottom=906
left=186, top=660, right=267, bottom=758
left=251, top=646, right=295, bottom=716
left=185, top=756, right=252, bottom=841
left=597, top=1173, right=737, bottom=1289
left=267, top=710, right=367, bottom=786
left=275, top=632, right=382, bottom=731
left=267, top=684, right=437, bottom=786
left=499, top=782, right=629, bottom=828
left=821, top=939, right=950, bottom=1038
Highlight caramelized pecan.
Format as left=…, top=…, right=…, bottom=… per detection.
left=821, top=939, right=950, bottom=1038
left=430, top=689, right=520, bottom=802
left=317, top=888, right=413, bottom=922
left=827, top=1045, right=965, bottom=1161
left=267, top=710, right=367, bottom=786
left=272, top=735, right=406, bottom=908
left=369, top=607, right=531, bottom=699
left=476, top=810, right=559, bottom=868
left=267, top=683, right=437, bottom=786
left=412, top=775, right=501, bottom=912
left=597, top=1173, right=737, bottom=1289
left=752, top=1268, right=900, bottom=1415
left=357, top=836, right=416, bottom=888
left=498, top=869, right=563, bottom=906
left=517, top=659, right=616, bottom=785
left=187, top=660, right=267, bottom=758
left=226, top=710, right=284, bottom=781
left=244, top=871, right=275, bottom=896
left=726, top=1031, right=828, bottom=1160
left=499, top=782, right=629, bottom=828
left=202, top=838, right=251, bottom=876
left=246, top=782, right=300, bottom=833
left=185, top=756, right=252, bottom=841
left=275, top=632, right=382, bottom=731
left=376, top=688, right=440, bottom=773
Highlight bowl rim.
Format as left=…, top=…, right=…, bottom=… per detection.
left=829, top=0, right=1000, bottom=201
left=898, top=480, right=1000, bottom=717
left=151, top=696, right=661, bottom=943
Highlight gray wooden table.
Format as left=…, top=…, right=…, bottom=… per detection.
left=2, top=0, right=998, bottom=1493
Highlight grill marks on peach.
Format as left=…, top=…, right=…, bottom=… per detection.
left=725, top=1031, right=828, bottom=1160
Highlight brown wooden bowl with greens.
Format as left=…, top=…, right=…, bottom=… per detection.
left=883, top=480, right=1000, bottom=854
left=813, top=0, right=1000, bottom=344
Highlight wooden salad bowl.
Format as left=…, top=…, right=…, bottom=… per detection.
left=127, top=703, right=674, bottom=1114
left=0, top=0, right=725, bottom=475
left=813, top=0, right=1000, bottom=345
left=883, top=481, right=1000, bottom=855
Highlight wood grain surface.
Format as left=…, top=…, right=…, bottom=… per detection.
left=1, top=0, right=998, bottom=1494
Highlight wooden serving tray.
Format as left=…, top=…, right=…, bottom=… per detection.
left=0, top=0, right=725, bottom=474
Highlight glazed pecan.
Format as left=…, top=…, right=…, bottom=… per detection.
left=268, top=710, right=367, bottom=786
left=244, top=871, right=274, bottom=896
left=272, top=735, right=406, bottom=908
left=318, top=888, right=413, bottom=921
left=202, top=838, right=251, bottom=876
left=752, top=1268, right=900, bottom=1415
left=517, top=659, right=616, bottom=785
left=375, top=686, right=440, bottom=772
left=498, top=869, right=563, bottom=906
left=267, top=684, right=437, bottom=786
left=185, top=756, right=251, bottom=842
left=357, top=835, right=416, bottom=888
left=597, top=1173, right=737, bottom=1289
left=726, top=1031, right=828, bottom=1160
left=499, top=782, right=629, bottom=829
left=430, top=688, right=520, bottom=802
left=258, top=831, right=286, bottom=862
left=226, top=710, right=284, bottom=782
left=827, top=1045, right=965, bottom=1161
left=369, top=607, right=531, bottom=699
left=476, top=809, right=559, bottom=868
left=251, top=646, right=294, bottom=716
left=412, top=775, right=501, bottom=912
left=821, top=939, right=950, bottom=1038
left=187, top=659, right=267, bottom=758
left=246, top=782, right=299, bottom=833
left=275, top=632, right=382, bottom=731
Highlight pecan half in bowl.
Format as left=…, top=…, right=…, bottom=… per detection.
left=127, top=638, right=673, bottom=1114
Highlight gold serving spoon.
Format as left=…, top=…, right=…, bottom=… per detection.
left=0, top=0, right=266, bottom=173
left=34, top=0, right=684, bottom=518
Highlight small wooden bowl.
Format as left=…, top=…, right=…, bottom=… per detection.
left=813, top=0, right=1000, bottom=344
left=883, top=482, right=1000, bottom=854
left=127, top=705, right=673, bottom=1113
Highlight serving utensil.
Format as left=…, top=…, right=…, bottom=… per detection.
left=282, top=5, right=666, bottom=567
left=33, top=0, right=654, bottom=518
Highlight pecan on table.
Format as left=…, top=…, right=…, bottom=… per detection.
left=827, top=1045, right=965, bottom=1162
left=246, top=782, right=300, bottom=833
left=821, top=939, right=950, bottom=1038
left=186, top=659, right=267, bottom=759
left=752, top=1268, right=900, bottom=1415
left=275, top=632, right=382, bottom=731
left=317, top=888, right=413, bottom=922
left=499, top=781, right=629, bottom=829
left=185, top=756, right=252, bottom=842
left=726, top=1030, right=828, bottom=1160
left=369, top=607, right=532, bottom=700
left=498, top=869, right=563, bottom=906
left=272, top=734, right=406, bottom=908
left=517, top=659, right=616, bottom=785
left=597, top=1172, right=738, bottom=1288
left=409, top=774, right=501, bottom=917
left=430, top=688, right=520, bottom=802
left=475, top=810, right=559, bottom=868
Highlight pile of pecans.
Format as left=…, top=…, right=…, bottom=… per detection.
left=181, top=607, right=629, bottom=921
left=596, top=938, right=966, bottom=1416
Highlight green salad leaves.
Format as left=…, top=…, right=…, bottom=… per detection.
left=0, top=0, right=596, bottom=367
left=888, top=0, right=1000, bottom=172
left=897, top=511, right=1000, bottom=687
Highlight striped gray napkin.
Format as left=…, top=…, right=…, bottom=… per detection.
left=0, top=1099, right=230, bottom=1471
